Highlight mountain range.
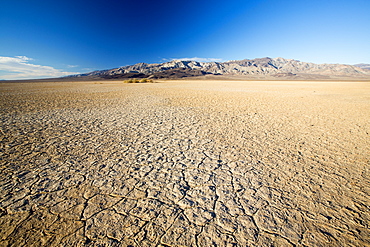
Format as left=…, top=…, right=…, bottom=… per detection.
left=71, top=57, right=370, bottom=80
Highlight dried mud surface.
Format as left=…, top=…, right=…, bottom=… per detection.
left=0, top=80, right=369, bottom=246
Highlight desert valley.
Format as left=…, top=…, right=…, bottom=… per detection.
left=1, top=59, right=370, bottom=246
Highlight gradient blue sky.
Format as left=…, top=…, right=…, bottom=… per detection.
left=1, top=0, right=369, bottom=79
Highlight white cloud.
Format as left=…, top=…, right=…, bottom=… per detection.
left=171, top=57, right=224, bottom=63
left=15, top=55, right=33, bottom=61
left=0, top=56, right=78, bottom=80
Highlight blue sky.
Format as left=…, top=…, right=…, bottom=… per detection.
left=1, top=0, right=369, bottom=79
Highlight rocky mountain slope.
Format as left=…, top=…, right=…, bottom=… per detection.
left=72, top=57, right=370, bottom=79
left=354, top=63, right=370, bottom=70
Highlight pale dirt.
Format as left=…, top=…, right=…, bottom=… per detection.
left=0, top=80, right=369, bottom=246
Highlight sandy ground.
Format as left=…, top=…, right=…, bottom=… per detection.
left=0, top=80, right=369, bottom=246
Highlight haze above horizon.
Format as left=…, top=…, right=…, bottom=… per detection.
left=1, top=0, right=369, bottom=79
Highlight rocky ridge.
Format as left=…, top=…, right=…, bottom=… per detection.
left=354, top=63, right=370, bottom=70
left=73, top=57, right=370, bottom=79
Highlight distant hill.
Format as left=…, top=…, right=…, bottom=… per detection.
left=354, top=63, right=370, bottom=71
left=69, top=57, right=370, bottom=80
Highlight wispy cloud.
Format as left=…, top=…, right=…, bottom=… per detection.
left=162, top=57, right=224, bottom=63
left=81, top=68, right=96, bottom=71
left=0, top=56, right=78, bottom=80
left=175, top=57, right=224, bottom=62
left=67, top=64, right=78, bottom=68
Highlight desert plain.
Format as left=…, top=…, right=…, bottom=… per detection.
left=0, top=79, right=369, bottom=246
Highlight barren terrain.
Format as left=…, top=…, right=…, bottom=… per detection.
left=0, top=80, right=369, bottom=246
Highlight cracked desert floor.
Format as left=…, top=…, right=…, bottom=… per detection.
left=0, top=80, right=369, bottom=247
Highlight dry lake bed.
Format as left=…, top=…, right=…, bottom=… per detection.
left=0, top=80, right=369, bottom=246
